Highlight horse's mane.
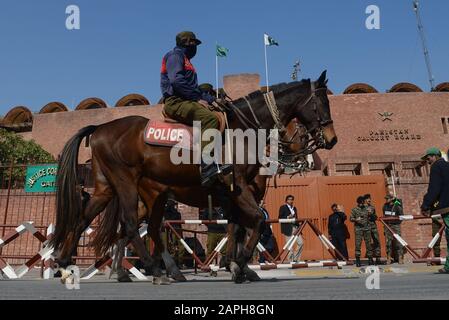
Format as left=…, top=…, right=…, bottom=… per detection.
left=233, top=79, right=311, bottom=106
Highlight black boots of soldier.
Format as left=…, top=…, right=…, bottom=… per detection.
left=200, top=160, right=233, bottom=187
left=355, top=257, right=375, bottom=267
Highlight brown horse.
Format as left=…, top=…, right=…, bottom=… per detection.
left=51, top=71, right=337, bottom=283
left=104, top=118, right=309, bottom=283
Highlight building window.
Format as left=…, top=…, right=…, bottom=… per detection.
left=335, top=163, right=361, bottom=175
left=442, top=118, right=448, bottom=134
left=402, top=161, right=423, bottom=177
left=368, top=162, right=395, bottom=177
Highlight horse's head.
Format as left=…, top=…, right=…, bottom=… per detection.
left=293, top=70, right=337, bottom=150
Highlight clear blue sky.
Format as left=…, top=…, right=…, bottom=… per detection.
left=0, top=0, right=448, bottom=115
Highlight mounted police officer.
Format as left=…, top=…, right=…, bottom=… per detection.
left=350, top=196, right=374, bottom=267
left=160, top=31, right=232, bottom=187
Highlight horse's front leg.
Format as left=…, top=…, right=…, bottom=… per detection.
left=230, top=183, right=264, bottom=283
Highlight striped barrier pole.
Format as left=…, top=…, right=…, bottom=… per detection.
left=15, top=246, right=54, bottom=278
left=165, top=222, right=204, bottom=268
left=256, top=241, right=276, bottom=263
left=0, top=222, right=47, bottom=249
left=421, top=225, right=445, bottom=259
left=413, top=257, right=446, bottom=265
left=121, top=258, right=147, bottom=280
left=202, top=236, right=228, bottom=268
left=210, top=260, right=350, bottom=271
left=0, top=257, right=17, bottom=279
left=276, top=221, right=307, bottom=264
left=380, top=219, right=420, bottom=259
left=43, top=224, right=55, bottom=279
left=306, top=220, right=349, bottom=262
left=80, top=223, right=148, bottom=279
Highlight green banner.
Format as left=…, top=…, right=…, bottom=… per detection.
left=25, top=164, right=58, bottom=193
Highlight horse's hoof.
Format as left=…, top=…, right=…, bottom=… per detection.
left=117, top=273, right=132, bottom=283
left=232, top=273, right=246, bottom=284
left=230, top=262, right=245, bottom=284
left=243, top=267, right=261, bottom=282
left=171, top=272, right=187, bottom=282
left=153, top=276, right=171, bottom=285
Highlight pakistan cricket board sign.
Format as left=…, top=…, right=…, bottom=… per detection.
left=25, top=164, right=58, bottom=193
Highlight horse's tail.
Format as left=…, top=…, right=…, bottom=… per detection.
left=91, top=195, right=121, bottom=256
left=50, top=125, right=98, bottom=251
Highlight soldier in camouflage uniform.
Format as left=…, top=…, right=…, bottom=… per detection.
left=364, top=194, right=381, bottom=265
left=382, top=194, right=404, bottom=264
left=350, top=196, right=374, bottom=267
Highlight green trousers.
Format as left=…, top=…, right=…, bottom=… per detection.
left=442, top=215, right=449, bottom=271
left=163, top=96, right=219, bottom=150
left=384, top=223, right=403, bottom=258
left=206, top=232, right=227, bottom=256
left=368, top=222, right=381, bottom=258
left=354, top=227, right=373, bottom=258
left=432, top=218, right=443, bottom=257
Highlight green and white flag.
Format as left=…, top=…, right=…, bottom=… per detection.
left=216, top=44, right=229, bottom=57
left=264, top=33, right=279, bottom=46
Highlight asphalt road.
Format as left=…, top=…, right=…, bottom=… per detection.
left=1, top=266, right=448, bottom=300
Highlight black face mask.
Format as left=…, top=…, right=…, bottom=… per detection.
left=184, top=45, right=197, bottom=59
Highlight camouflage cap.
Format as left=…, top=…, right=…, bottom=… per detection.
left=176, top=31, right=202, bottom=46
left=421, top=147, right=441, bottom=160
left=384, top=193, right=394, bottom=200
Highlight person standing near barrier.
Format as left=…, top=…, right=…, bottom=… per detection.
left=200, top=206, right=227, bottom=266
left=350, top=196, right=374, bottom=267
left=259, top=201, right=275, bottom=263
left=278, top=195, right=304, bottom=262
left=431, top=217, right=443, bottom=258
left=420, top=147, right=449, bottom=274
left=383, top=194, right=404, bottom=264
left=328, top=204, right=349, bottom=260
left=364, top=194, right=381, bottom=265
left=163, top=199, right=185, bottom=268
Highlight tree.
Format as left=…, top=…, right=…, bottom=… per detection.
left=0, top=128, right=55, bottom=187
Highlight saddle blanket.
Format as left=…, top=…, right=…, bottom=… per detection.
left=143, top=119, right=193, bottom=149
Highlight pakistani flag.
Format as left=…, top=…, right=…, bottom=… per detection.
left=264, top=33, right=279, bottom=46
left=216, top=44, right=229, bottom=57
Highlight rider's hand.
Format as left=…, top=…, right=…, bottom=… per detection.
left=421, top=208, right=431, bottom=217
left=198, top=99, right=209, bottom=108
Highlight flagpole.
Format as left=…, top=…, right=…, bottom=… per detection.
left=215, top=52, right=219, bottom=99
left=264, top=40, right=269, bottom=91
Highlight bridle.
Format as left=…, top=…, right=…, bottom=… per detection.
left=222, top=82, right=332, bottom=173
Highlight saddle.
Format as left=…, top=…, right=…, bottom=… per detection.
left=143, top=103, right=226, bottom=150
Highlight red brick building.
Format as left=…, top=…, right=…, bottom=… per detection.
left=1, top=74, right=448, bottom=261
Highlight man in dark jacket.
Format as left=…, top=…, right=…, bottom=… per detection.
left=420, top=147, right=449, bottom=273
left=259, top=201, right=275, bottom=263
left=278, top=195, right=303, bottom=262
left=161, top=31, right=232, bottom=187
left=328, top=204, right=349, bottom=260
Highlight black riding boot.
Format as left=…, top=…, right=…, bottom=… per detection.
left=355, top=256, right=361, bottom=267
left=200, top=160, right=233, bottom=187
left=375, top=257, right=382, bottom=265
left=368, top=257, right=375, bottom=265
